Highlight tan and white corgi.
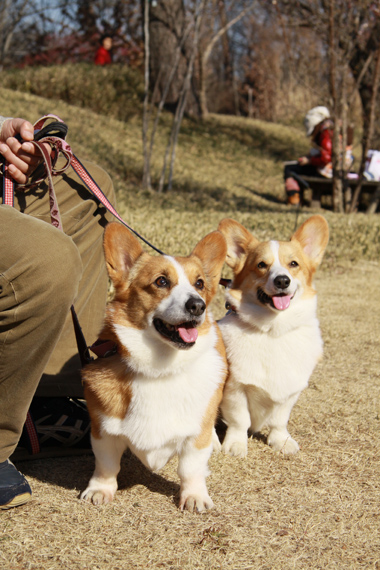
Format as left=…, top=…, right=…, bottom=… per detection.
left=217, top=215, right=329, bottom=456
left=81, top=222, right=228, bottom=512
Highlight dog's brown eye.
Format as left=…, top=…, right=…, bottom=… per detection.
left=290, top=261, right=299, bottom=268
left=257, top=261, right=267, bottom=269
left=195, top=279, right=204, bottom=290
left=155, top=276, right=169, bottom=288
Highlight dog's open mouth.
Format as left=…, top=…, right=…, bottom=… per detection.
left=153, top=318, right=198, bottom=349
left=257, top=288, right=293, bottom=311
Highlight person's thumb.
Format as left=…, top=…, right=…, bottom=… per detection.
left=11, top=118, right=34, bottom=141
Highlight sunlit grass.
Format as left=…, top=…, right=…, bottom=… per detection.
left=1, top=86, right=379, bottom=271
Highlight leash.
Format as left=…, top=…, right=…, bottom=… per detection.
left=1, top=115, right=165, bottom=255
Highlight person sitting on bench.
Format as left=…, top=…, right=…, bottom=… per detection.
left=284, top=106, right=333, bottom=206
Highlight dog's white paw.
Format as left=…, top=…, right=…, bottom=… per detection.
left=222, top=439, right=247, bottom=458
left=221, top=426, right=248, bottom=458
left=268, top=433, right=299, bottom=455
left=81, top=485, right=116, bottom=505
left=179, top=492, right=214, bottom=513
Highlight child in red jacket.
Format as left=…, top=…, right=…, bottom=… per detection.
left=95, top=35, right=113, bottom=65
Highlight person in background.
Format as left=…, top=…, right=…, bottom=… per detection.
left=0, top=115, right=115, bottom=509
left=284, top=106, right=333, bottom=206
left=94, top=34, right=113, bottom=65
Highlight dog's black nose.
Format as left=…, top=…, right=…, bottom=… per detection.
left=185, top=296, right=206, bottom=316
left=274, top=275, right=290, bottom=290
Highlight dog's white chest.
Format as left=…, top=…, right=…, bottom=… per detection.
left=219, top=314, right=323, bottom=402
left=100, top=345, right=224, bottom=470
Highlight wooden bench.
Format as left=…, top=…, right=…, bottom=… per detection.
left=296, top=176, right=380, bottom=213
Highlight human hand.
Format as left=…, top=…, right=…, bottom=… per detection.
left=0, top=118, right=50, bottom=184
left=298, top=156, right=309, bottom=166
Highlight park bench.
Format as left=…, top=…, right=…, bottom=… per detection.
left=296, top=175, right=380, bottom=213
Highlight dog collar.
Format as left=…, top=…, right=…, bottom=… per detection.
left=89, top=339, right=118, bottom=358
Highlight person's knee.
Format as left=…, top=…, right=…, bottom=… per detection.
left=32, top=229, right=83, bottom=309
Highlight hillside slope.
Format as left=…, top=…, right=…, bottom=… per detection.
left=0, top=87, right=379, bottom=269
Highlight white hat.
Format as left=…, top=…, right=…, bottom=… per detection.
left=304, top=106, right=330, bottom=136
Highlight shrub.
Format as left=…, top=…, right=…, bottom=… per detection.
left=1, top=63, right=144, bottom=122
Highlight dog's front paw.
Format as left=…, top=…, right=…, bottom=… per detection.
left=222, top=433, right=248, bottom=458
left=221, top=426, right=248, bottom=458
left=81, top=482, right=116, bottom=505
left=179, top=492, right=214, bottom=513
left=268, top=432, right=300, bottom=455
left=222, top=440, right=247, bottom=458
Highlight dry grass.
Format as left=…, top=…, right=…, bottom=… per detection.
left=1, top=89, right=379, bottom=570
left=2, top=262, right=380, bottom=570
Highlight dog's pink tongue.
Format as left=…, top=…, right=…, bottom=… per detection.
left=272, top=295, right=291, bottom=310
left=177, top=326, right=198, bottom=343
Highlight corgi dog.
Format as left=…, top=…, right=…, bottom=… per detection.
left=217, top=215, right=329, bottom=456
left=81, top=222, right=228, bottom=512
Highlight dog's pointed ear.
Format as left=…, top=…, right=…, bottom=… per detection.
left=217, top=218, right=258, bottom=273
left=103, top=222, right=144, bottom=286
left=291, top=215, right=329, bottom=267
left=191, top=230, right=227, bottom=297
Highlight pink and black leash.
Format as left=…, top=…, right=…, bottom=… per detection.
left=2, top=115, right=165, bottom=254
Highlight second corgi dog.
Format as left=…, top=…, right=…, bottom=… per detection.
left=81, top=223, right=228, bottom=512
left=217, top=215, right=329, bottom=456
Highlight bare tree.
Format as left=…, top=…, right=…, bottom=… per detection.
left=328, top=0, right=344, bottom=212
left=142, top=0, right=206, bottom=192
left=0, top=0, right=54, bottom=67
left=148, top=0, right=200, bottom=116
left=0, top=0, right=143, bottom=67
left=350, top=39, right=380, bottom=212
left=198, top=2, right=254, bottom=118
left=275, top=0, right=380, bottom=213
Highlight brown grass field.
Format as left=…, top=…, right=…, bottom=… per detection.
left=1, top=88, right=379, bottom=570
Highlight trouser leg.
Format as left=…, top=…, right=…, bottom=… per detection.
left=284, top=163, right=319, bottom=180
left=0, top=206, right=82, bottom=462
left=13, top=160, right=116, bottom=397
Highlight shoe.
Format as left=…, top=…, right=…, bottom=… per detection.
left=0, top=460, right=32, bottom=509
left=285, top=177, right=301, bottom=205
left=287, top=192, right=300, bottom=206
left=11, top=397, right=92, bottom=461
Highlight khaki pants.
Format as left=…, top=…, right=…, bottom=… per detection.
left=0, top=161, right=115, bottom=461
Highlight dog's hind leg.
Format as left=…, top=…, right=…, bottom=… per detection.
left=266, top=392, right=301, bottom=455
left=81, top=433, right=127, bottom=505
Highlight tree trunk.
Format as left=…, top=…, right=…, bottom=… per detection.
left=142, top=0, right=151, bottom=190
left=218, top=0, right=233, bottom=85
left=350, top=39, right=380, bottom=212
left=350, top=20, right=380, bottom=149
left=198, top=4, right=253, bottom=119
left=148, top=0, right=200, bottom=116
left=328, top=0, right=343, bottom=213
